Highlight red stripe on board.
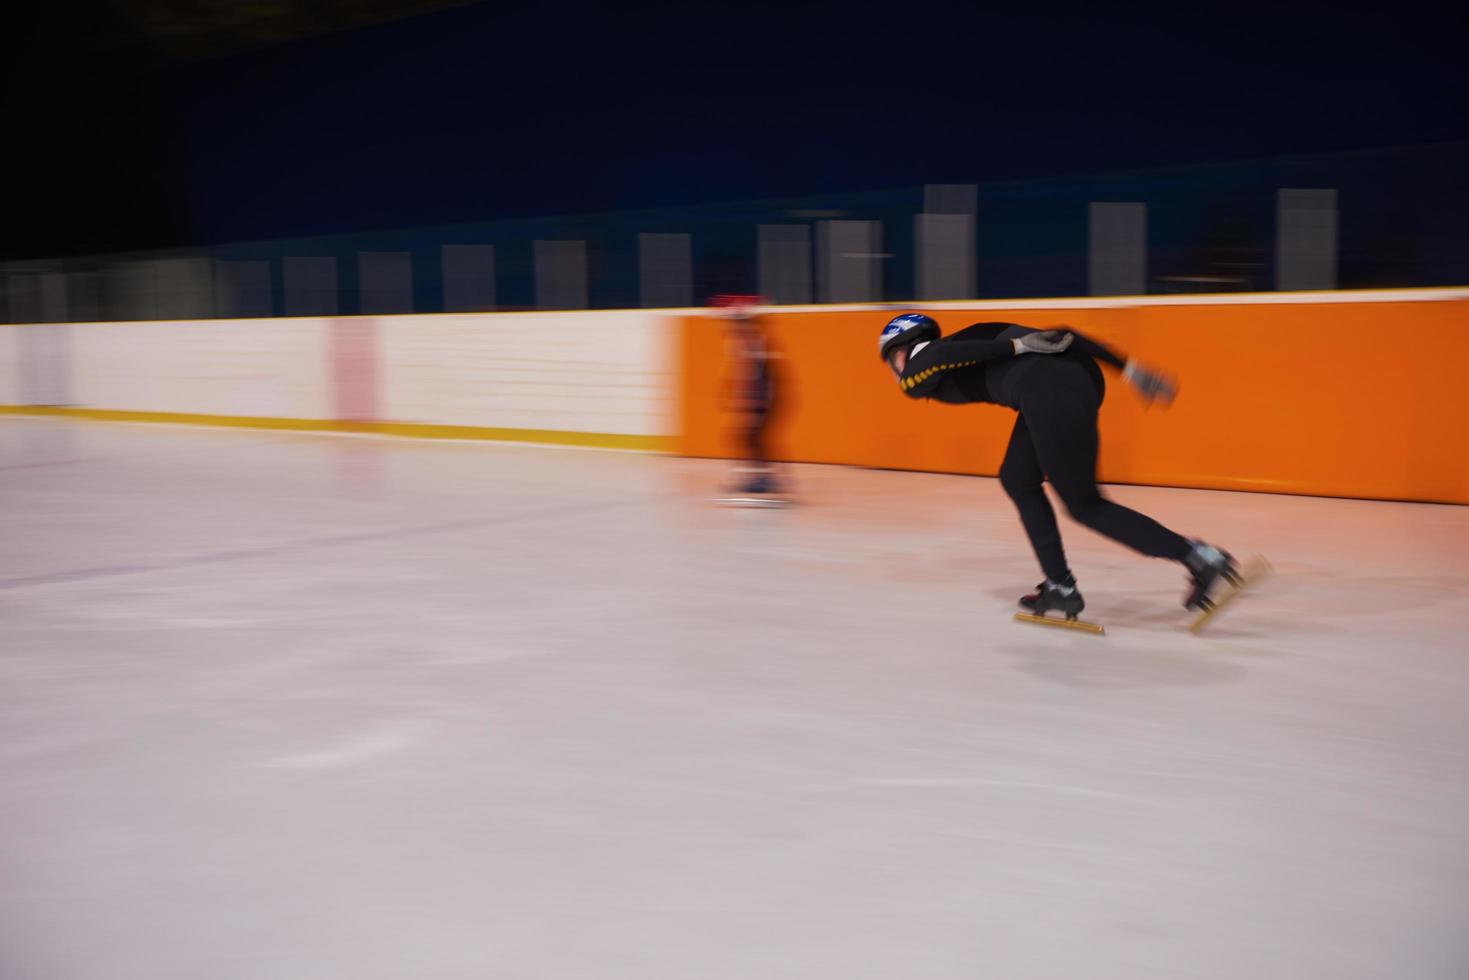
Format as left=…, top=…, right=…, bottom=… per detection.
left=329, top=318, right=380, bottom=422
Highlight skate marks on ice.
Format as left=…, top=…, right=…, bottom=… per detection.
left=0, top=498, right=636, bottom=593
left=999, top=639, right=1246, bottom=690
left=1265, top=566, right=1469, bottom=619
left=257, top=719, right=431, bottom=770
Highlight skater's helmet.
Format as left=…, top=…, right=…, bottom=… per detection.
left=878, top=313, right=940, bottom=363
left=709, top=294, right=764, bottom=323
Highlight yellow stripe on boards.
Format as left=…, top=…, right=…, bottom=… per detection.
left=0, top=406, right=671, bottom=452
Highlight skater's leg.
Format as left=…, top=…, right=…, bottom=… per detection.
left=1022, top=383, right=1192, bottom=562
left=740, top=404, right=776, bottom=494
left=997, top=416, right=1071, bottom=583
left=745, top=408, right=765, bottom=463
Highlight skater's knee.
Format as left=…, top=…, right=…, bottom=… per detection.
left=1057, top=486, right=1107, bottom=524
left=999, top=461, right=1042, bottom=501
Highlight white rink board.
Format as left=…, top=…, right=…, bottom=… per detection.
left=65, top=319, right=331, bottom=419
left=376, top=311, right=673, bottom=435
left=0, top=325, right=21, bottom=403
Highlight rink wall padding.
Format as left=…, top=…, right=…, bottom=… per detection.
left=5, top=293, right=1467, bottom=502
left=0, top=311, right=676, bottom=452
left=375, top=311, right=672, bottom=439
left=677, top=291, right=1469, bottom=505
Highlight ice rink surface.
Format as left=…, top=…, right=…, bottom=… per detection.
left=2, top=418, right=1467, bottom=979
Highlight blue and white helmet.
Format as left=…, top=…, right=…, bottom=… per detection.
left=878, top=313, right=940, bottom=362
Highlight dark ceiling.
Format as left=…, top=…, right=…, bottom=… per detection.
left=80, top=0, right=482, bottom=64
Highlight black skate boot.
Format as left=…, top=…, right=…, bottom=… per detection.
left=718, top=468, right=788, bottom=507
left=740, top=472, right=774, bottom=496
left=1019, top=575, right=1086, bottom=621
left=1182, top=540, right=1241, bottom=611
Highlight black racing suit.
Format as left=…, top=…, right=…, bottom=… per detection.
left=897, top=322, right=1191, bottom=583
left=744, top=336, right=777, bottom=464
left=730, top=327, right=781, bottom=491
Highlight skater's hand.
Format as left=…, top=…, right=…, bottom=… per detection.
left=1012, top=330, right=1074, bottom=355
left=1123, top=360, right=1177, bottom=406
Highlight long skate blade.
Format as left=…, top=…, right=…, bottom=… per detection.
left=1189, top=556, right=1273, bottom=634
left=715, top=496, right=792, bottom=508
left=1014, top=612, right=1105, bottom=635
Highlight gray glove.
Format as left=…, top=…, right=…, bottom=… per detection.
left=1011, top=330, right=1074, bottom=355
left=1123, top=360, right=1177, bottom=406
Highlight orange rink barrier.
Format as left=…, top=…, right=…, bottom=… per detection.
left=677, top=296, right=1469, bottom=504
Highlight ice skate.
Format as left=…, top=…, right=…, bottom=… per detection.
left=717, top=494, right=791, bottom=508
left=1182, top=541, right=1241, bottom=610
left=1013, top=578, right=1105, bottom=635
left=715, top=470, right=790, bottom=508
left=1188, top=553, right=1273, bottom=634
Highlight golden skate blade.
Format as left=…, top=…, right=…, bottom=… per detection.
left=1014, top=612, right=1105, bottom=635
left=1189, top=556, right=1273, bottom=634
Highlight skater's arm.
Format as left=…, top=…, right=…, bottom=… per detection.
left=1062, top=330, right=1128, bottom=371
left=1038, top=325, right=1177, bottom=404
left=1016, top=325, right=1128, bottom=371
left=897, top=337, right=1017, bottom=395
left=897, top=324, right=1081, bottom=396
left=910, top=324, right=1129, bottom=373
left=1014, top=323, right=1176, bottom=405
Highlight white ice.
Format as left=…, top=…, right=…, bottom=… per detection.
left=2, top=418, right=1467, bottom=979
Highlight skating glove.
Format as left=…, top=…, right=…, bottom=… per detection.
left=1011, top=330, right=1074, bottom=355
left=1123, top=360, right=1177, bottom=406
